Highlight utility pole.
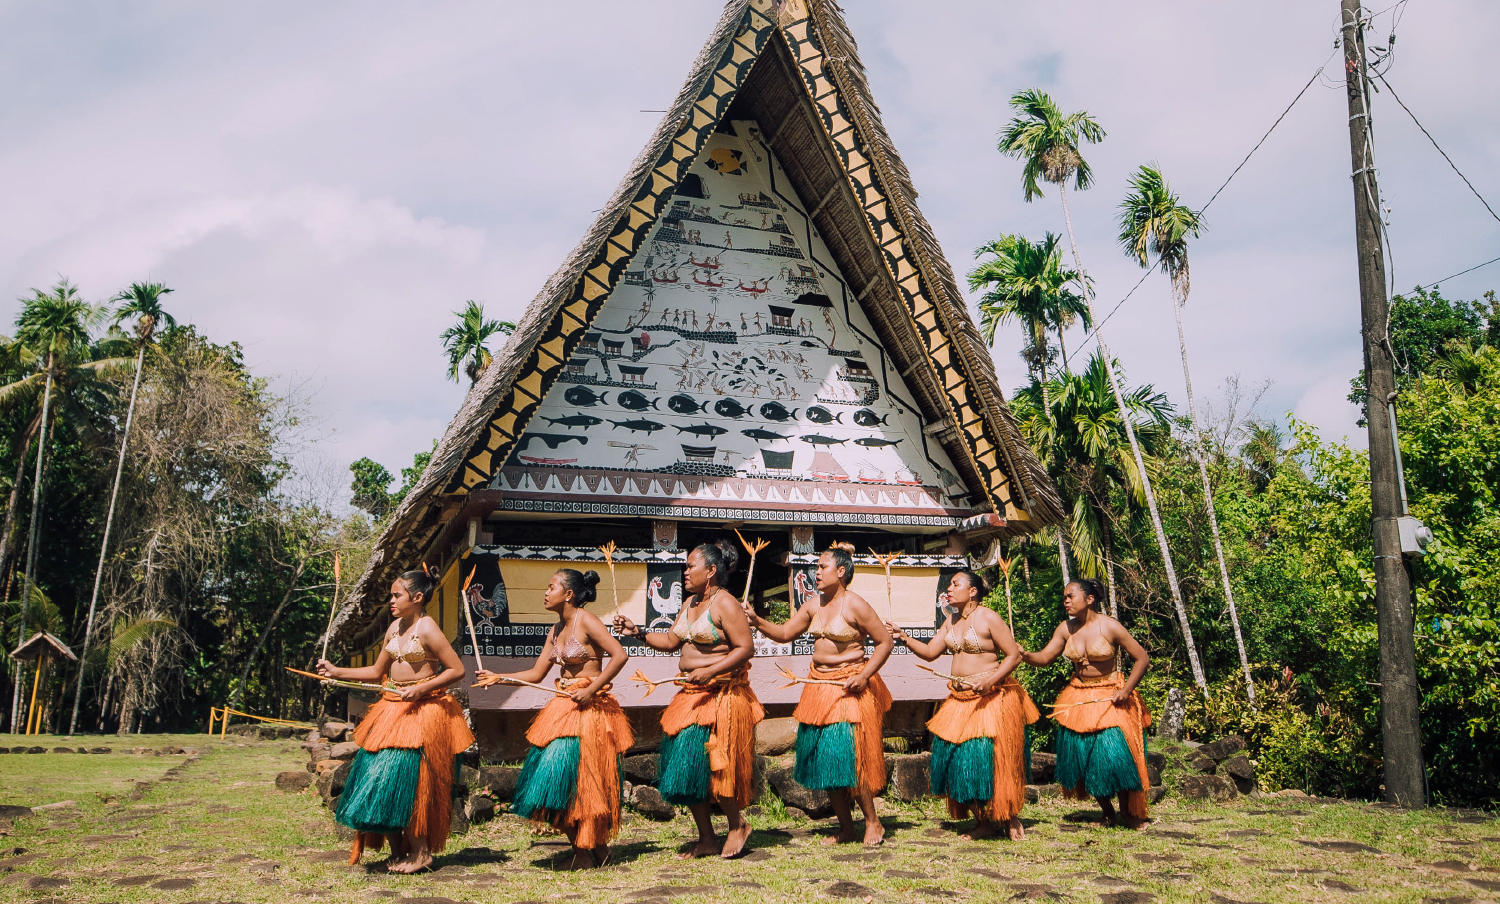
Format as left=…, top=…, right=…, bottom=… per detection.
left=1339, top=0, right=1425, bottom=808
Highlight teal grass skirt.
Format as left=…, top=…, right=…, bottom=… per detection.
left=929, top=737, right=993, bottom=805
left=658, top=722, right=712, bottom=805
left=336, top=747, right=421, bottom=834
left=1054, top=726, right=1143, bottom=799
left=794, top=721, right=858, bottom=790
left=513, top=737, right=581, bottom=819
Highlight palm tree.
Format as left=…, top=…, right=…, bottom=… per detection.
left=1118, top=164, right=1253, bottom=703
left=67, top=282, right=175, bottom=735
left=999, top=89, right=1207, bottom=692
left=440, top=301, right=515, bottom=384
left=1014, top=352, right=1175, bottom=615
left=969, top=231, right=1092, bottom=582
left=2, top=279, right=114, bottom=730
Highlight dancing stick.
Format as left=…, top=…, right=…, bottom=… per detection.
left=598, top=541, right=621, bottom=615
left=474, top=674, right=572, bottom=697
left=460, top=565, right=485, bottom=672
left=733, top=528, right=770, bottom=614
left=319, top=551, right=342, bottom=663
left=997, top=552, right=1016, bottom=626
left=284, top=666, right=387, bottom=693
left=1046, top=697, right=1115, bottom=710
left=870, top=550, right=900, bottom=620
left=915, top=662, right=997, bottom=689
left=773, top=663, right=847, bottom=690
left=629, top=668, right=690, bottom=697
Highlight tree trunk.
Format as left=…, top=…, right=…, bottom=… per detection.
left=70, top=343, right=146, bottom=735
left=1057, top=182, right=1207, bottom=693
left=1172, top=295, right=1255, bottom=703
left=11, top=368, right=54, bottom=734
left=227, top=557, right=308, bottom=711
left=1036, top=362, right=1072, bottom=587
left=0, top=414, right=41, bottom=591
left=1057, top=327, right=1072, bottom=375
left=1103, top=514, right=1118, bottom=618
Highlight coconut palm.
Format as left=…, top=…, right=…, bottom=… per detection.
left=969, top=231, right=1091, bottom=581
left=1118, top=164, right=1253, bottom=703
left=2, top=280, right=122, bottom=729
left=999, top=89, right=1206, bottom=692
left=1013, top=351, right=1175, bottom=615
left=441, top=301, right=515, bottom=384
left=67, top=282, right=176, bottom=734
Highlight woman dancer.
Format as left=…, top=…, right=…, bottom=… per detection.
left=473, top=569, right=631, bottom=870
left=1022, top=578, right=1152, bottom=829
left=748, top=542, right=893, bottom=846
left=613, top=540, right=762, bottom=859
left=889, top=570, right=1038, bottom=840
left=317, top=567, right=474, bottom=873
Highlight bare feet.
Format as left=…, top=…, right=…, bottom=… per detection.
left=1122, top=815, right=1149, bottom=831
left=961, top=820, right=999, bottom=841
left=1007, top=817, right=1025, bottom=841
left=388, top=848, right=432, bottom=874
left=565, top=849, right=594, bottom=871
left=862, top=821, right=885, bottom=846
left=821, top=827, right=859, bottom=846
left=678, top=837, right=720, bottom=859
left=721, top=821, right=752, bottom=859
left=592, top=845, right=612, bottom=867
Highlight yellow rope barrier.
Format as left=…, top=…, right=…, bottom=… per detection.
left=209, top=706, right=316, bottom=738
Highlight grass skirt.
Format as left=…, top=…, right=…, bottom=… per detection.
left=341, top=689, right=476, bottom=865
left=512, top=678, right=633, bottom=849
left=926, top=676, right=1039, bottom=822
left=1049, top=672, right=1152, bottom=822
left=657, top=665, right=764, bottom=808
left=791, top=663, right=892, bottom=797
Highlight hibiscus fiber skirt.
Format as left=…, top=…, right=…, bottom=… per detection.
left=656, top=666, right=764, bottom=808
left=512, top=679, right=633, bottom=849
left=791, top=663, right=892, bottom=797
left=1048, top=672, right=1152, bottom=822
left=925, top=677, right=1039, bottom=822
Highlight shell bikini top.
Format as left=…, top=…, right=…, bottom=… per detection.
left=550, top=618, right=599, bottom=666
left=385, top=617, right=435, bottom=664
left=672, top=601, right=722, bottom=645
left=808, top=604, right=862, bottom=643
left=1064, top=630, right=1116, bottom=664
left=944, top=620, right=986, bottom=654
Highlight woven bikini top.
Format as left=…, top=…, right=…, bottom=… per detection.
left=550, top=618, right=599, bottom=666
left=672, top=601, right=722, bottom=645
left=385, top=617, right=435, bottom=664
left=944, top=620, right=985, bottom=654
left=808, top=604, right=861, bottom=643
left=1064, top=630, right=1116, bottom=664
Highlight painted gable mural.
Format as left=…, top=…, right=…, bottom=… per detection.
left=500, top=120, right=970, bottom=527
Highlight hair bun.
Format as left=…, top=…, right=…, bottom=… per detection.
left=582, top=570, right=601, bottom=587
left=831, top=540, right=856, bottom=554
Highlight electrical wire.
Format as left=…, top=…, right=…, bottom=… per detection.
left=1065, top=54, right=1332, bottom=366
left=1371, top=71, right=1500, bottom=227
left=1417, top=255, right=1500, bottom=293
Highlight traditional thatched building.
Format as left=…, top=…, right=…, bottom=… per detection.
left=331, top=0, right=1061, bottom=758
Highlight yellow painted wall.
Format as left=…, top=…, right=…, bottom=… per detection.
left=438, top=559, right=462, bottom=641
left=849, top=565, right=939, bottom=624
left=497, top=560, right=649, bottom=625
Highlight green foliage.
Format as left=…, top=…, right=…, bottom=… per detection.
left=440, top=300, right=515, bottom=384
left=348, top=457, right=395, bottom=518
left=997, top=88, right=1106, bottom=201
left=1347, top=286, right=1499, bottom=415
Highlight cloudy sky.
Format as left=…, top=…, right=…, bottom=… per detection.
left=3, top=1, right=1496, bottom=498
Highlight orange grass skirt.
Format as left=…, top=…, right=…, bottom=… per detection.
left=926, top=677, right=1040, bottom=821
left=522, top=678, right=634, bottom=849
left=347, top=690, right=476, bottom=864
left=1050, top=672, right=1152, bottom=822
left=658, top=665, right=765, bottom=808
left=792, top=662, right=893, bottom=798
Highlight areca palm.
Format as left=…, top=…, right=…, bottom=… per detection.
left=1119, top=164, right=1253, bottom=703
left=69, top=282, right=175, bottom=734
left=2, top=279, right=118, bottom=730
left=999, top=89, right=1206, bottom=692
left=441, top=300, right=515, bottom=384
left=969, top=231, right=1091, bottom=581
left=1014, top=351, right=1174, bottom=614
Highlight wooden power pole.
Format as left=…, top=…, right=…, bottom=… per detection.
left=1339, top=0, right=1425, bottom=808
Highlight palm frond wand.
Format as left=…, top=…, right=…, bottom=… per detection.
left=997, top=551, right=1016, bottom=625
left=733, top=528, right=770, bottom=613
left=870, top=550, right=901, bottom=620
left=598, top=541, right=621, bottom=614
left=1046, top=697, right=1115, bottom=710
left=474, top=674, right=572, bottom=697
left=319, top=551, right=341, bottom=663
left=285, top=666, right=387, bottom=693
left=629, top=668, right=690, bottom=697
left=461, top=565, right=485, bottom=673
left=774, top=663, right=847, bottom=690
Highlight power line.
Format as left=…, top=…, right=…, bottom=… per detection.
left=1065, top=56, right=1331, bottom=365
left=1372, top=71, right=1500, bottom=227
left=1417, top=255, right=1500, bottom=293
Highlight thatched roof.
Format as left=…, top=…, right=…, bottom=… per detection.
left=9, top=631, right=76, bottom=663
left=332, top=0, right=1061, bottom=646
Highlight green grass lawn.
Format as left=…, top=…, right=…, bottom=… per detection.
left=1, top=733, right=1497, bottom=903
